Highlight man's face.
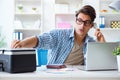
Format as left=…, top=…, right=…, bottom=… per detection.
left=74, top=13, right=93, bottom=37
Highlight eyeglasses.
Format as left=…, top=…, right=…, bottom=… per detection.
left=76, top=18, right=92, bottom=26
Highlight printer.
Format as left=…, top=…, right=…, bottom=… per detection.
left=0, top=48, right=36, bottom=73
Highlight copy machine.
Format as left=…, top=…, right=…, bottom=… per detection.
left=0, top=48, right=36, bottom=73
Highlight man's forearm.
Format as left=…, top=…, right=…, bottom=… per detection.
left=21, top=36, right=38, bottom=48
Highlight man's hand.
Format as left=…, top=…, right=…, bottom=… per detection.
left=11, top=36, right=38, bottom=48
left=94, top=28, right=105, bottom=42
left=11, top=40, right=22, bottom=48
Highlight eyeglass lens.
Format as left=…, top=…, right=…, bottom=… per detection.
left=76, top=18, right=92, bottom=26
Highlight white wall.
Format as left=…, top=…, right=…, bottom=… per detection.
left=0, top=0, right=14, bottom=48
left=101, top=29, right=120, bottom=42
left=88, top=28, right=120, bottom=42
left=42, top=0, right=55, bottom=32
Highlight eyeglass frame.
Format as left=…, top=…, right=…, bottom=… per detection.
left=76, top=18, right=93, bottom=26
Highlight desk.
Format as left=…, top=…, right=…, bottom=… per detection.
left=0, top=66, right=120, bottom=80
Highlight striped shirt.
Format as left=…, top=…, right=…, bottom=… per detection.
left=64, top=40, right=84, bottom=65
left=36, top=28, right=95, bottom=64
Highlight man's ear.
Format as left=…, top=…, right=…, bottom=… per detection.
left=90, top=23, right=94, bottom=28
left=91, top=23, right=97, bottom=28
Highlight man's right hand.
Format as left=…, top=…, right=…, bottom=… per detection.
left=11, top=40, right=22, bottom=48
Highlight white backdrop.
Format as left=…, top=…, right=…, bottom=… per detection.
left=0, top=0, right=14, bottom=48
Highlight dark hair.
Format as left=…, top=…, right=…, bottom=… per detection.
left=75, top=5, right=96, bottom=22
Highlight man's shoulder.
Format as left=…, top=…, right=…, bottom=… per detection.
left=49, top=29, right=74, bottom=39
left=85, top=35, right=96, bottom=42
left=50, top=28, right=73, bottom=34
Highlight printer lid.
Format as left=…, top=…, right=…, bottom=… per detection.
left=2, top=48, right=36, bottom=55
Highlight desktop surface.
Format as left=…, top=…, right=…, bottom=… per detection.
left=0, top=65, right=120, bottom=80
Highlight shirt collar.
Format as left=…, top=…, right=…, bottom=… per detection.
left=69, top=28, right=93, bottom=43
left=69, top=28, right=74, bottom=38
left=84, top=35, right=94, bottom=44
left=84, top=35, right=90, bottom=43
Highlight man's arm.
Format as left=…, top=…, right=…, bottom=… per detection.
left=11, top=36, right=38, bottom=48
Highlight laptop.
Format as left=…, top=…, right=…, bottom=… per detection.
left=78, top=42, right=119, bottom=71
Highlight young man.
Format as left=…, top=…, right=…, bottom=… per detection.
left=11, top=5, right=105, bottom=65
